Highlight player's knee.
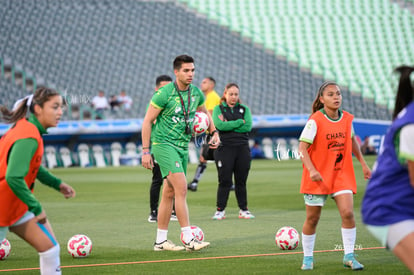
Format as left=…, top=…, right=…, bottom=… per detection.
left=341, top=209, right=354, bottom=222
left=306, top=215, right=320, bottom=227
left=175, top=187, right=188, bottom=198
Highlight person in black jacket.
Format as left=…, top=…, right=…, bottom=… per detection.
left=211, top=83, right=254, bottom=220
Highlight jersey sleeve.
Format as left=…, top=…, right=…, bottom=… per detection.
left=37, top=166, right=62, bottom=191
left=299, top=119, right=317, bottom=144
left=197, top=88, right=205, bottom=108
left=399, top=124, right=414, bottom=161
left=150, top=86, right=168, bottom=109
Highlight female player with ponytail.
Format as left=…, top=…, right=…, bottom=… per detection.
left=0, top=87, right=75, bottom=275
left=298, top=82, right=371, bottom=270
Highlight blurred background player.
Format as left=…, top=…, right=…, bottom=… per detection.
left=0, top=87, right=76, bottom=275
left=298, top=81, right=371, bottom=270
left=147, top=75, right=177, bottom=223
left=362, top=65, right=414, bottom=273
left=141, top=55, right=219, bottom=251
left=188, top=76, right=221, bottom=191
left=211, top=83, right=254, bottom=220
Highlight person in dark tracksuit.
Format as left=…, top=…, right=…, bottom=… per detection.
left=211, top=83, right=254, bottom=220
left=147, top=75, right=178, bottom=223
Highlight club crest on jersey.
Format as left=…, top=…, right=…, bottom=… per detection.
left=175, top=106, right=181, bottom=113
left=175, top=161, right=180, bottom=168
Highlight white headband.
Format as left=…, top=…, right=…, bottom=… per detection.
left=12, top=94, right=34, bottom=111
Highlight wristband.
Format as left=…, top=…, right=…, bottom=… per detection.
left=142, top=146, right=150, bottom=150
left=143, top=151, right=151, bottom=155
left=209, top=130, right=218, bottom=136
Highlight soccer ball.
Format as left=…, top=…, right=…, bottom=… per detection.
left=67, top=234, right=92, bottom=258
left=181, top=225, right=205, bottom=243
left=192, top=112, right=210, bottom=135
left=0, top=239, right=11, bottom=260
left=275, top=226, right=300, bottom=250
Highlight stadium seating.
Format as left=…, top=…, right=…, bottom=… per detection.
left=92, top=144, right=107, bottom=168
left=59, top=146, right=74, bottom=168
left=261, top=137, right=275, bottom=159
left=0, top=0, right=393, bottom=120
left=44, top=145, right=58, bottom=169
left=110, top=142, right=123, bottom=167
left=179, top=0, right=413, bottom=110
left=77, top=143, right=91, bottom=168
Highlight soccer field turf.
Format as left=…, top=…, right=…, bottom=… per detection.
left=0, top=157, right=410, bottom=274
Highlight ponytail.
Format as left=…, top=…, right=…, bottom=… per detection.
left=393, top=65, right=414, bottom=120
left=0, top=87, right=60, bottom=124
left=0, top=96, right=32, bottom=123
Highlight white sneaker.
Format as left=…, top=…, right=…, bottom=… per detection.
left=170, top=212, right=178, bottom=221
left=183, top=238, right=210, bottom=251
left=212, top=210, right=225, bottom=220
left=153, top=240, right=185, bottom=251
left=239, top=210, right=255, bottom=219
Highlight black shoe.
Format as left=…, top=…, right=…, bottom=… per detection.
left=148, top=210, right=157, bottom=223
left=187, top=182, right=198, bottom=192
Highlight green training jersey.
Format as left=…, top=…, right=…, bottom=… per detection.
left=150, top=82, right=205, bottom=149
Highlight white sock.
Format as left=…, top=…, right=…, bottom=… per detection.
left=38, top=244, right=61, bottom=275
left=156, top=229, right=168, bottom=244
left=181, top=226, right=193, bottom=244
left=341, top=227, right=356, bottom=255
left=302, top=233, right=316, bottom=257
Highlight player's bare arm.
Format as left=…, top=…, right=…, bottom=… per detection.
left=351, top=135, right=371, bottom=179
left=299, top=141, right=323, bottom=182
left=141, top=104, right=161, bottom=170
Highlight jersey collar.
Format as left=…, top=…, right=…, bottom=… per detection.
left=320, top=108, right=343, bottom=122
left=28, top=114, right=47, bottom=135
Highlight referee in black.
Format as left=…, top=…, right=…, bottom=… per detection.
left=211, top=83, right=255, bottom=220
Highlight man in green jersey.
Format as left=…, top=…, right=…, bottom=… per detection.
left=141, top=55, right=220, bottom=251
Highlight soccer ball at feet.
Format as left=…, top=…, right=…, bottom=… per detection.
left=0, top=239, right=11, bottom=260
left=67, top=234, right=92, bottom=258
left=181, top=225, right=205, bottom=243
left=192, top=112, right=210, bottom=135
left=275, top=226, right=299, bottom=250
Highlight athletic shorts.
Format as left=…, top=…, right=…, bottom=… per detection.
left=152, top=143, right=188, bottom=178
left=0, top=211, right=35, bottom=240
left=304, top=190, right=353, bottom=206
left=366, top=220, right=414, bottom=250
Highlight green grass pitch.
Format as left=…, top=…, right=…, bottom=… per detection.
left=0, top=156, right=410, bottom=274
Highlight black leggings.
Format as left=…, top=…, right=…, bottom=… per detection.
left=214, top=144, right=251, bottom=211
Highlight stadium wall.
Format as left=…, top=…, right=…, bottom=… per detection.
left=0, top=115, right=390, bottom=152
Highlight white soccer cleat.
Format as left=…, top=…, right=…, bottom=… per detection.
left=212, top=210, right=225, bottom=220
left=183, top=238, right=210, bottom=251
left=153, top=240, right=185, bottom=251
left=239, top=210, right=255, bottom=219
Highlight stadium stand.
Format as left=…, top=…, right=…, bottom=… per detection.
left=179, top=0, right=413, bottom=112
left=0, top=0, right=394, bottom=121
